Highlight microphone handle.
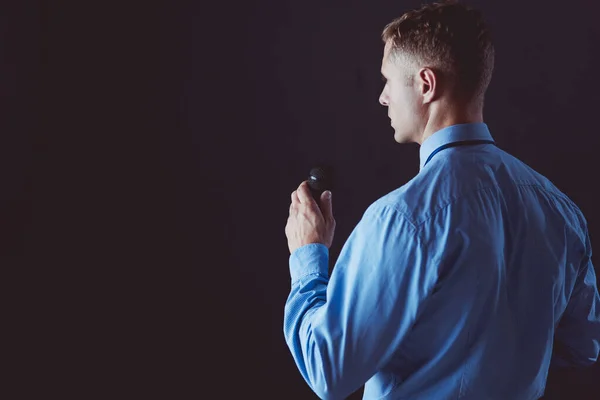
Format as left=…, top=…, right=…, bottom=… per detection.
left=309, top=186, right=323, bottom=205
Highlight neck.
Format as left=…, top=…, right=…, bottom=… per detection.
left=416, top=100, right=484, bottom=145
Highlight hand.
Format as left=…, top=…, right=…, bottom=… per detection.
left=285, top=181, right=336, bottom=254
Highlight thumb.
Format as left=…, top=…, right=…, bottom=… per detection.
left=320, top=190, right=333, bottom=221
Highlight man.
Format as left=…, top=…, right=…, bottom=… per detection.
left=283, top=1, right=600, bottom=399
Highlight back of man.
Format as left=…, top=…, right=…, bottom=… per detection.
left=284, top=2, right=600, bottom=397
left=369, top=126, right=600, bottom=399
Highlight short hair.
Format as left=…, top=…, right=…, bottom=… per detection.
left=381, top=0, right=494, bottom=108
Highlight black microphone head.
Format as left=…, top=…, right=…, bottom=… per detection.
left=307, top=165, right=333, bottom=199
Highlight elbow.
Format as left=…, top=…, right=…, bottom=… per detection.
left=573, top=340, right=600, bottom=367
left=567, top=355, right=598, bottom=368
left=312, top=384, right=347, bottom=400
left=552, top=336, right=600, bottom=368
left=302, top=337, right=365, bottom=399
left=551, top=348, right=599, bottom=368
left=308, top=368, right=352, bottom=400
left=576, top=352, right=599, bottom=367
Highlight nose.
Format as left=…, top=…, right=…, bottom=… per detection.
left=379, top=91, right=388, bottom=106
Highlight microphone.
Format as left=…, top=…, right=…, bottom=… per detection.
left=307, top=165, right=333, bottom=206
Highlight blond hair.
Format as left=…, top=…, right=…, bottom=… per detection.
left=382, top=0, right=494, bottom=107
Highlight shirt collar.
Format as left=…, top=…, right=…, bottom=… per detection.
left=419, top=122, right=493, bottom=170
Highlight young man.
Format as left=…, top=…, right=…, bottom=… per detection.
left=284, top=1, right=600, bottom=399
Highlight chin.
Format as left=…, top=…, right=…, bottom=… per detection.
left=393, top=130, right=413, bottom=144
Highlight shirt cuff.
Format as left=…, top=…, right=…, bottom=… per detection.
left=289, top=243, right=329, bottom=282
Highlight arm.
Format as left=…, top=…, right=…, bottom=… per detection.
left=283, top=204, right=437, bottom=400
left=552, top=230, right=600, bottom=368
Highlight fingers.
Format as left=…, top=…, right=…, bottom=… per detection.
left=291, top=190, right=300, bottom=206
left=296, top=181, right=314, bottom=205
left=320, top=190, right=334, bottom=222
left=290, top=190, right=299, bottom=213
left=290, top=181, right=318, bottom=217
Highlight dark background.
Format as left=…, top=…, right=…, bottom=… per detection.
left=3, top=0, right=599, bottom=398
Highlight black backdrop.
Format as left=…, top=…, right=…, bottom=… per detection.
left=3, top=0, right=599, bottom=398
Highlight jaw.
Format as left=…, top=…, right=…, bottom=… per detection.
left=393, top=127, right=419, bottom=144
left=393, top=130, right=412, bottom=144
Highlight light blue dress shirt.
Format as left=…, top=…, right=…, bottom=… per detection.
left=283, top=123, right=600, bottom=400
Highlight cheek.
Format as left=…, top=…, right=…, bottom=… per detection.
left=390, top=95, right=409, bottom=118
left=400, top=92, right=417, bottom=117
left=389, top=88, right=410, bottom=109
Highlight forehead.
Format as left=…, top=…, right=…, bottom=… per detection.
left=381, top=44, right=400, bottom=75
left=381, top=44, right=413, bottom=77
left=382, top=41, right=394, bottom=64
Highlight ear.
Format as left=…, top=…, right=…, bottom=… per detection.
left=418, top=67, right=437, bottom=104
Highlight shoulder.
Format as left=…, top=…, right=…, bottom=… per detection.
left=366, top=145, right=583, bottom=228
left=491, top=147, right=587, bottom=221
left=366, top=160, right=482, bottom=227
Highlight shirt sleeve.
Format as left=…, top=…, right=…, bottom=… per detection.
left=283, top=203, right=437, bottom=400
left=552, top=230, right=600, bottom=368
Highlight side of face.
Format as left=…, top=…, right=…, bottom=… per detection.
left=379, top=44, right=424, bottom=144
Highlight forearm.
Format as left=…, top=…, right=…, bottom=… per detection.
left=283, top=244, right=358, bottom=399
